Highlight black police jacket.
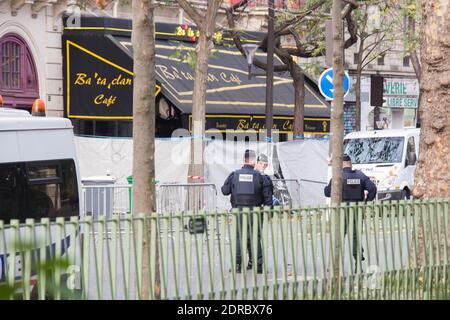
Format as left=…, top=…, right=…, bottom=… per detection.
left=221, top=165, right=273, bottom=208
left=324, top=167, right=377, bottom=202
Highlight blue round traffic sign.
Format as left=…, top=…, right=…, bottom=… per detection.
left=318, top=67, right=350, bottom=101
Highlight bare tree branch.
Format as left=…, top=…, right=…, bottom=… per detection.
left=286, top=29, right=321, bottom=57
left=274, top=0, right=327, bottom=38
left=343, top=0, right=358, bottom=6
left=225, top=6, right=289, bottom=72
left=342, top=1, right=357, bottom=19
left=205, top=0, right=223, bottom=35
left=408, top=14, right=421, bottom=78
left=360, top=33, right=387, bottom=65
left=344, top=6, right=358, bottom=48
left=362, top=47, right=391, bottom=69
left=176, top=0, right=205, bottom=29
left=226, top=0, right=358, bottom=68
left=361, top=34, right=388, bottom=55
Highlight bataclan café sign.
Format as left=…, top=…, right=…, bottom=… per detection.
left=63, top=17, right=330, bottom=133
left=189, top=115, right=329, bottom=134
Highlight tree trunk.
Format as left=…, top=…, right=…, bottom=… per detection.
left=412, top=0, right=450, bottom=269
left=330, top=0, right=344, bottom=205
left=177, top=0, right=222, bottom=183
left=293, top=72, right=305, bottom=139
left=131, top=0, right=160, bottom=299
left=330, top=0, right=345, bottom=295
left=188, top=30, right=210, bottom=181
left=355, top=37, right=364, bottom=131
left=413, top=0, right=450, bottom=200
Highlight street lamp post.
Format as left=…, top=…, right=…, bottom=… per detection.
left=241, top=0, right=275, bottom=142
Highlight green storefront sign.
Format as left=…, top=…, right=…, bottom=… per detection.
left=383, top=78, right=419, bottom=109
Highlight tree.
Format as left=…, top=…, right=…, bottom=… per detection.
left=226, top=0, right=358, bottom=138
left=413, top=0, right=450, bottom=200
left=353, top=1, right=402, bottom=131
left=175, top=0, right=223, bottom=182
left=329, top=0, right=345, bottom=293
left=131, top=0, right=160, bottom=299
left=412, top=0, right=449, bottom=269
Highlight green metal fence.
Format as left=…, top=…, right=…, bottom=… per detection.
left=0, top=199, right=448, bottom=300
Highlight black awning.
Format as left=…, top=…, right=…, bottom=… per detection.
left=62, top=17, right=330, bottom=133
left=113, top=36, right=330, bottom=118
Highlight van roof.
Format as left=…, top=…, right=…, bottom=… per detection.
left=344, top=128, right=420, bottom=140
left=0, top=110, right=73, bottom=131
left=0, top=107, right=32, bottom=117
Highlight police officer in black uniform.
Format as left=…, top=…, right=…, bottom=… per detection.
left=255, top=153, right=274, bottom=196
left=221, top=149, right=273, bottom=273
left=324, top=154, right=377, bottom=271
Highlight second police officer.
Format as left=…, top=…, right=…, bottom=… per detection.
left=255, top=153, right=280, bottom=206
left=324, top=154, right=377, bottom=272
left=221, top=149, right=273, bottom=273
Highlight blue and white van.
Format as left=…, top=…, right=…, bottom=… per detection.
left=0, top=107, right=81, bottom=294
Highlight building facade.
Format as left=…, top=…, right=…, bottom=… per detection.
left=1, top=0, right=419, bottom=132
left=0, top=0, right=79, bottom=116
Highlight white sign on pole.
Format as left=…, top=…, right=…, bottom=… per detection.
left=383, top=78, right=419, bottom=108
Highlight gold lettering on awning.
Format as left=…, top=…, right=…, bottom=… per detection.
left=156, top=64, right=242, bottom=86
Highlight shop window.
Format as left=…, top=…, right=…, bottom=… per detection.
left=72, top=119, right=134, bottom=138
left=403, top=108, right=417, bottom=128
left=403, top=56, right=410, bottom=67
left=118, top=121, right=133, bottom=137
left=0, top=34, right=39, bottom=109
left=82, top=120, right=94, bottom=135
left=353, top=52, right=359, bottom=64
left=70, top=101, right=182, bottom=138
left=344, top=103, right=357, bottom=134
left=94, top=121, right=116, bottom=137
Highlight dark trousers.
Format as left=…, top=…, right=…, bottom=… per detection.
left=344, top=214, right=364, bottom=261
left=235, top=211, right=263, bottom=267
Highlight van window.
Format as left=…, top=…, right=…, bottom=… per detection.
left=0, top=159, right=79, bottom=223
left=0, top=163, right=21, bottom=223
left=407, top=136, right=416, bottom=154
left=344, top=137, right=404, bottom=164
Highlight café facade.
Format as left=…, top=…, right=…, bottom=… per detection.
left=62, top=16, right=331, bottom=140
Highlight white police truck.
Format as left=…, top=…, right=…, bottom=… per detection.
left=0, top=107, right=81, bottom=293
left=343, top=128, right=420, bottom=201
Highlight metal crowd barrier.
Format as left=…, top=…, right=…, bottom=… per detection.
left=81, top=183, right=217, bottom=217
left=81, top=182, right=218, bottom=238
left=156, top=183, right=217, bottom=215
left=0, top=199, right=448, bottom=300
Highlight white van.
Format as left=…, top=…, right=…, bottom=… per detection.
left=0, top=107, right=81, bottom=289
left=0, top=108, right=81, bottom=219
left=343, top=128, right=420, bottom=201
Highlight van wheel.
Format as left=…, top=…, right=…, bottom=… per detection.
left=401, top=189, right=410, bottom=200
